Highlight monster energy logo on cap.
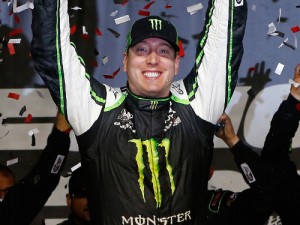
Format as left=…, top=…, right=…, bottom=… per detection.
left=126, top=15, right=180, bottom=52
left=149, top=19, right=162, bottom=30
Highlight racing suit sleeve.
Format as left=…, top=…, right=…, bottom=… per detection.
left=0, top=127, right=70, bottom=225
left=229, top=94, right=300, bottom=208
left=31, top=0, right=117, bottom=138
left=178, top=0, right=248, bottom=124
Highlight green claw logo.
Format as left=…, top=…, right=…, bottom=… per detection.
left=129, top=138, right=175, bottom=208
left=149, top=19, right=162, bottom=30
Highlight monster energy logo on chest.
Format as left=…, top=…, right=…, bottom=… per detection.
left=129, top=138, right=175, bottom=208
left=149, top=19, right=162, bottom=30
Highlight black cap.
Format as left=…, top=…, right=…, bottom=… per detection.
left=126, top=16, right=179, bottom=52
left=68, top=167, right=88, bottom=198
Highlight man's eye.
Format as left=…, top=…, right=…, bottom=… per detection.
left=137, top=48, right=148, bottom=52
left=158, top=48, right=172, bottom=56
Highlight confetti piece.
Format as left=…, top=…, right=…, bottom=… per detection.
left=115, top=15, right=130, bottom=25
left=94, top=49, right=99, bottom=56
left=36, top=90, right=44, bottom=98
left=278, top=8, right=282, bottom=23
left=289, top=79, right=300, bottom=88
left=28, top=128, right=39, bottom=136
left=9, top=28, right=22, bottom=37
left=8, top=38, right=21, bottom=44
left=283, top=38, right=296, bottom=50
left=275, top=63, right=284, bottom=75
left=110, top=10, right=118, bottom=17
left=31, top=133, right=36, bottom=146
left=8, top=92, right=20, bottom=100
left=82, top=33, right=89, bottom=40
left=96, top=28, right=102, bottom=36
left=71, top=6, right=82, bottom=10
left=92, top=61, right=98, bottom=67
left=7, top=158, right=18, bottom=166
left=25, top=114, right=33, bottom=123
left=70, top=25, right=77, bottom=35
left=107, top=28, right=120, bottom=38
left=144, top=1, right=155, bottom=9
left=165, top=4, right=172, bottom=8
left=138, top=10, right=150, bottom=17
left=187, top=3, right=203, bottom=15
left=13, top=0, right=34, bottom=13
left=14, top=15, right=20, bottom=23
left=103, top=67, right=121, bottom=79
left=235, top=0, right=244, bottom=7
left=82, top=26, right=88, bottom=35
left=19, top=105, right=27, bottom=116
left=71, top=162, right=82, bottom=172
left=267, top=22, right=277, bottom=36
left=2, top=118, right=7, bottom=125
left=102, top=56, right=108, bottom=65
left=248, top=67, right=256, bottom=72
left=7, top=43, right=15, bottom=55
left=291, top=26, right=300, bottom=33
left=178, top=40, right=185, bottom=57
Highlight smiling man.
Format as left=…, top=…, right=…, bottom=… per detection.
left=31, top=1, right=248, bottom=224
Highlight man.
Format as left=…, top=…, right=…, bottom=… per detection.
left=0, top=111, right=71, bottom=225
left=213, top=65, right=300, bottom=224
left=58, top=166, right=90, bottom=225
left=0, top=165, right=15, bottom=201
left=31, top=0, right=247, bottom=224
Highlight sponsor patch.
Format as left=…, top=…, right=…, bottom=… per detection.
left=240, top=163, right=256, bottom=183
left=51, top=155, right=65, bottom=174
left=235, top=0, right=244, bottom=7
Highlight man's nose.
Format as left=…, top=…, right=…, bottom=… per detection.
left=146, top=51, right=159, bottom=65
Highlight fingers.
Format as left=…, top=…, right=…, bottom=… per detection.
left=290, top=65, right=300, bottom=101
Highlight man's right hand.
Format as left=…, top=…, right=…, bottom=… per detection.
left=215, top=113, right=239, bottom=148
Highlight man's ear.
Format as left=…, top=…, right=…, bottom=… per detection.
left=174, top=54, right=181, bottom=76
left=123, top=52, right=128, bottom=72
left=66, top=193, right=72, bottom=207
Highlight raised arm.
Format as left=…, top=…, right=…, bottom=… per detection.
left=31, top=0, right=111, bottom=136
left=180, top=0, right=248, bottom=123
left=0, top=111, right=70, bottom=225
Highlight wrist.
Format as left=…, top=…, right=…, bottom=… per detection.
left=226, top=136, right=240, bottom=148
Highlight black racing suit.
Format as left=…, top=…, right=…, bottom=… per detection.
left=206, top=94, right=300, bottom=225
left=31, top=0, right=247, bottom=224
left=0, top=127, right=70, bottom=225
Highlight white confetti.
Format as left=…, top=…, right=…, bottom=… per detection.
left=187, top=3, right=203, bottom=15
left=102, top=56, right=109, bottom=65
left=13, top=0, right=34, bottom=13
left=115, top=15, right=130, bottom=25
left=275, top=63, right=284, bottom=75
left=71, top=6, right=82, bottom=10
left=28, top=128, right=39, bottom=136
left=71, top=162, right=81, bottom=172
left=82, top=26, right=88, bottom=35
left=7, top=158, right=18, bottom=166
left=110, top=10, right=118, bottom=17
left=8, top=38, right=21, bottom=44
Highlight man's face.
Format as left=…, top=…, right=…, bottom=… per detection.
left=123, top=38, right=180, bottom=98
left=0, top=172, right=15, bottom=200
left=67, top=194, right=90, bottom=224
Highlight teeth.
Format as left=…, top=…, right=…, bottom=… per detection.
left=143, top=72, right=160, bottom=78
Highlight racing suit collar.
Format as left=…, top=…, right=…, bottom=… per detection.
left=126, top=88, right=171, bottom=112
